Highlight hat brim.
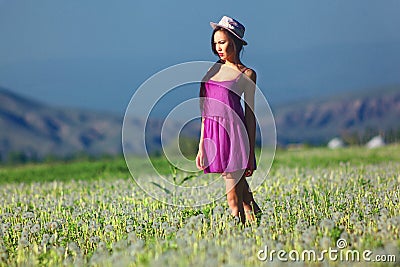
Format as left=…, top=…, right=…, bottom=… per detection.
left=210, top=22, right=248, bottom=46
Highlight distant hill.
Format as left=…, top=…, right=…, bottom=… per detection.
left=273, top=85, right=400, bottom=145
left=0, top=85, right=399, bottom=161
left=0, top=87, right=123, bottom=160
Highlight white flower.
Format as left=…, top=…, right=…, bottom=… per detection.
left=22, top=212, right=35, bottom=219
left=152, top=221, right=160, bottom=229
left=213, top=206, right=224, bottom=215
left=89, top=236, right=100, bottom=244
left=126, top=225, right=134, bottom=233
left=1, top=223, right=10, bottom=232
left=30, top=224, right=40, bottom=234
left=161, top=222, right=169, bottom=230
left=49, top=221, right=59, bottom=231
left=104, top=224, right=113, bottom=233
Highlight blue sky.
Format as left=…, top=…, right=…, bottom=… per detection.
left=0, top=0, right=399, bottom=114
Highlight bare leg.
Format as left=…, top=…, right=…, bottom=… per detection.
left=242, top=178, right=262, bottom=222
left=223, top=170, right=246, bottom=224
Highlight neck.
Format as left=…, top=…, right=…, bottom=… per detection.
left=221, top=55, right=241, bottom=67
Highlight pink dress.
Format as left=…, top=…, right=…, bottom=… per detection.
left=200, top=68, right=257, bottom=174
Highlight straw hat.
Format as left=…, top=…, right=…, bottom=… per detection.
left=210, top=15, right=248, bottom=45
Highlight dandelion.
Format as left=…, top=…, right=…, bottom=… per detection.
left=213, top=205, right=224, bottom=215
left=21, top=230, right=29, bottom=240
left=294, top=220, right=307, bottom=233
left=365, top=204, right=373, bottom=215
left=40, top=237, right=50, bottom=247
left=97, top=241, right=107, bottom=251
left=41, top=233, right=50, bottom=244
left=25, top=221, right=33, bottom=228
left=49, top=234, right=57, bottom=244
left=161, top=222, right=169, bottom=230
left=260, top=214, right=269, bottom=222
left=30, top=223, right=40, bottom=234
left=331, top=211, right=343, bottom=222
left=282, top=222, right=290, bottom=230
left=165, top=226, right=175, bottom=235
left=154, top=209, right=162, bottom=216
left=135, top=225, right=143, bottom=232
left=224, top=208, right=233, bottom=216
left=49, top=221, right=58, bottom=231
left=227, top=216, right=240, bottom=227
left=104, top=224, right=113, bottom=233
left=1, top=223, right=10, bottom=232
left=126, top=225, right=134, bottom=233
left=77, top=220, right=84, bottom=228
left=152, top=221, right=160, bottom=229
left=89, top=235, right=100, bottom=244
left=126, top=219, right=134, bottom=225
left=1, top=213, right=11, bottom=219
left=22, top=212, right=34, bottom=219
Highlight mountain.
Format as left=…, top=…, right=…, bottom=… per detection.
left=0, top=87, right=123, bottom=160
left=0, top=85, right=399, bottom=161
left=0, top=86, right=188, bottom=162
left=273, top=86, right=400, bottom=145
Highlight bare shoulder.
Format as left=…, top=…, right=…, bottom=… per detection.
left=243, top=67, right=257, bottom=82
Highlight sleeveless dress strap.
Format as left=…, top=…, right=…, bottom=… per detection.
left=234, top=67, right=249, bottom=81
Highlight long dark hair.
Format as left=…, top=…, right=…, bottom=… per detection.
left=199, top=60, right=222, bottom=115
left=199, top=27, right=245, bottom=114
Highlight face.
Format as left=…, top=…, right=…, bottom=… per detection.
left=213, top=30, right=236, bottom=61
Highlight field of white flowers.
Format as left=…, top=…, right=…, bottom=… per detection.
left=0, top=146, right=399, bottom=266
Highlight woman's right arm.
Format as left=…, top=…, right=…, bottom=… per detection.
left=196, top=117, right=205, bottom=170
left=199, top=117, right=205, bottom=149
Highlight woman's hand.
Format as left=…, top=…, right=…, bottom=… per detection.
left=196, top=148, right=205, bottom=170
left=244, top=168, right=254, bottom=177
left=245, top=151, right=256, bottom=177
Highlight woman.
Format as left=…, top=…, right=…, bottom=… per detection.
left=196, top=15, right=262, bottom=224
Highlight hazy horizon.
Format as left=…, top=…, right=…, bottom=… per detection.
left=1, top=0, right=399, bottom=115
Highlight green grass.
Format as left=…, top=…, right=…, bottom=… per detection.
left=0, top=144, right=399, bottom=266
left=1, top=144, right=399, bottom=184
left=272, top=144, right=400, bottom=169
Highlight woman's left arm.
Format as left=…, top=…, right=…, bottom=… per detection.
left=243, top=69, right=257, bottom=175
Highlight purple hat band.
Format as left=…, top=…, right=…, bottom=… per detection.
left=210, top=15, right=248, bottom=45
